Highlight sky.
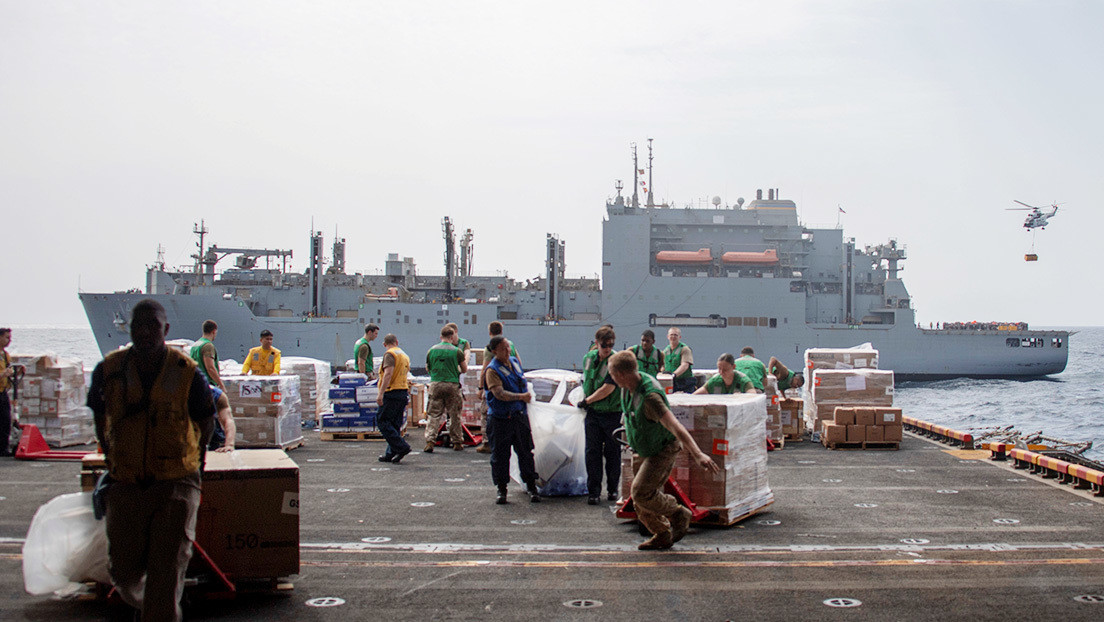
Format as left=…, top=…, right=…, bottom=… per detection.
left=1, top=1, right=1101, bottom=327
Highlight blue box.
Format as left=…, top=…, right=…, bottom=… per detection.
left=333, top=401, right=360, bottom=414
left=329, top=387, right=356, bottom=400
left=338, top=373, right=369, bottom=387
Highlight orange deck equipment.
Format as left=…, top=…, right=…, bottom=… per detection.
left=722, top=249, right=778, bottom=265
left=655, top=249, right=713, bottom=264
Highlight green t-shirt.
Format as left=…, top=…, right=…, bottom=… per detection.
left=620, top=373, right=676, bottom=457
left=772, top=366, right=794, bottom=391
left=734, top=356, right=766, bottom=391
left=704, top=371, right=753, bottom=394
left=353, top=337, right=373, bottom=374
left=662, top=342, right=693, bottom=380
left=582, top=349, right=620, bottom=413
left=426, top=341, right=464, bottom=384
left=189, top=337, right=218, bottom=384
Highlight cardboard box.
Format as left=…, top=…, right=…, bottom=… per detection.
left=846, top=424, right=866, bottom=443
left=855, top=408, right=876, bottom=427
left=866, top=425, right=884, bottom=442
left=833, top=406, right=855, bottom=425
left=875, top=408, right=902, bottom=426
left=804, top=347, right=879, bottom=372
left=822, top=422, right=846, bottom=445
left=883, top=424, right=903, bottom=442
left=194, top=450, right=299, bottom=579
left=780, top=398, right=803, bottom=437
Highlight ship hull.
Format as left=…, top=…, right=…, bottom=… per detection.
left=80, top=292, right=1068, bottom=378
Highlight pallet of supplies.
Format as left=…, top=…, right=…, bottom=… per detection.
left=459, top=365, right=483, bottom=428
left=820, top=406, right=903, bottom=449
left=763, top=374, right=784, bottom=447
left=804, top=344, right=879, bottom=372
left=11, top=353, right=95, bottom=447
left=280, top=357, right=331, bottom=424
left=222, top=375, right=303, bottom=449
left=803, top=368, right=894, bottom=432
left=780, top=397, right=804, bottom=439
left=524, top=369, right=582, bottom=405
left=666, top=394, right=774, bottom=524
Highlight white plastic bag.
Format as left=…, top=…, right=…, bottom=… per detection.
left=511, top=400, right=589, bottom=496
left=22, top=492, right=110, bottom=595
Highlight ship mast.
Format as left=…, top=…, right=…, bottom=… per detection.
left=647, top=138, right=655, bottom=208
left=191, top=220, right=210, bottom=285
left=442, top=217, right=455, bottom=301
left=631, top=143, right=640, bottom=209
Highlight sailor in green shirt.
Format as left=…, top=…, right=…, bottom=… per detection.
left=662, top=327, right=696, bottom=393
left=733, top=347, right=767, bottom=391
left=445, top=323, right=471, bottom=363
left=608, top=350, right=719, bottom=550
left=580, top=326, right=622, bottom=505
left=695, top=353, right=758, bottom=394
left=767, top=356, right=805, bottom=398
left=353, top=323, right=380, bottom=379
left=424, top=326, right=468, bottom=452
left=189, top=320, right=225, bottom=391
left=629, top=329, right=662, bottom=377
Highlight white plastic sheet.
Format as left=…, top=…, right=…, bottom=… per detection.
left=22, top=492, right=110, bottom=595
left=510, top=400, right=588, bottom=496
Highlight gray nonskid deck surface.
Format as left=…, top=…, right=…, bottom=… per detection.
left=2, top=432, right=1103, bottom=621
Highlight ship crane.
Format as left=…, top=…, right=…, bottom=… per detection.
left=204, top=246, right=294, bottom=271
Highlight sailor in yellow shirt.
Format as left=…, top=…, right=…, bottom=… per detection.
left=242, top=330, right=281, bottom=375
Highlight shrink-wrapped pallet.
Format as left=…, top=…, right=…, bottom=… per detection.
left=11, top=354, right=95, bottom=447
left=804, top=344, right=879, bottom=372
left=459, top=365, right=484, bottom=428
left=780, top=398, right=804, bottom=438
left=666, top=394, right=773, bottom=523
left=763, top=374, right=783, bottom=444
left=280, top=357, right=331, bottom=423
left=803, top=368, right=894, bottom=430
left=222, top=375, right=303, bottom=448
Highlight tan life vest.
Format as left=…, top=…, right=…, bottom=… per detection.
left=101, top=348, right=202, bottom=483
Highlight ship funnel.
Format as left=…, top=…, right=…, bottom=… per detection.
left=756, top=189, right=763, bottom=200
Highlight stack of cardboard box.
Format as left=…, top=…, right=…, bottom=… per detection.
left=221, top=375, right=303, bottom=449
left=763, top=375, right=784, bottom=446
left=804, top=368, right=895, bottom=436
left=620, top=394, right=773, bottom=523
left=322, top=373, right=378, bottom=433
left=524, top=369, right=582, bottom=404
left=780, top=397, right=804, bottom=439
left=280, top=357, right=331, bottom=424
left=820, top=406, right=903, bottom=447
left=11, top=354, right=95, bottom=447
left=459, top=366, right=483, bottom=428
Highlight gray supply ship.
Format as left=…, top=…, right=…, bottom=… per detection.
left=79, top=149, right=1068, bottom=379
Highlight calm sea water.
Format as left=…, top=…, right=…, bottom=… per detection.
left=6, top=324, right=1102, bottom=461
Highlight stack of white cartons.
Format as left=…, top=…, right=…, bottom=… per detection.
left=804, top=368, right=895, bottom=435
left=221, top=375, right=303, bottom=449
left=664, top=394, right=774, bottom=523
left=802, top=346, right=883, bottom=430
left=12, top=353, right=95, bottom=447
left=459, top=365, right=483, bottom=428
left=322, top=373, right=378, bottom=432
left=280, top=357, right=331, bottom=424
left=524, top=369, right=582, bottom=405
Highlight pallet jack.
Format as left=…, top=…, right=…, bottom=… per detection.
left=432, top=419, right=483, bottom=447
left=611, top=426, right=710, bottom=532
left=8, top=364, right=96, bottom=461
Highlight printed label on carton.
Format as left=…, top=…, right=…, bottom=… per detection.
left=844, top=376, right=866, bottom=391
left=270, top=391, right=282, bottom=403
left=282, top=492, right=300, bottom=515
left=712, top=439, right=729, bottom=456
left=239, top=381, right=262, bottom=398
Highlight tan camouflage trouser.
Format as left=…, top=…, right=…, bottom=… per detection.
left=629, top=440, right=683, bottom=537
left=425, top=382, right=464, bottom=444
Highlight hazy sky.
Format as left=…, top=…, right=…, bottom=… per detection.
left=2, top=1, right=1101, bottom=327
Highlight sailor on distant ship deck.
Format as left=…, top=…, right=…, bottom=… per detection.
left=242, top=330, right=281, bottom=375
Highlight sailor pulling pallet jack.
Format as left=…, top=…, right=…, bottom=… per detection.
left=607, top=350, right=720, bottom=550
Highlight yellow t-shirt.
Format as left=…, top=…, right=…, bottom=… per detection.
left=242, top=346, right=281, bottom=375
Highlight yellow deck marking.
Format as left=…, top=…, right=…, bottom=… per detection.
left=943, top=449, right=991, bottom=460
left=302, top=557, right=1104, bottom=570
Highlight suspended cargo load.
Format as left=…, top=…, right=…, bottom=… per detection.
left=655, top=249, right=712, bottom=264
left=722, top=249, right=778, bottom=265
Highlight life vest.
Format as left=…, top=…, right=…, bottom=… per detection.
left=382, top=347, right=411, bottom=392
left=662, top=342, right=693, bottom=380
left=353, top=337, right=373, bottom=373
left=582, top=349, right=620, bottom=413
left=101, top=348, right=202, bottom=483
left=426, top=341, right=463, bottom=384
left=620, top=373, right=676, bottom=457
left=704, top=371, right=751, bottom=394
left=189, top=337, right=218, bottom=384
left=630, top=344, right=662, bottom=377
left=243, top=346, right=280, bottom=375
left=485, top=356, right=527, bottom=418
left=0, top=350, right=10, bottom=393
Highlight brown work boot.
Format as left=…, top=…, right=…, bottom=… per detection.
left=637, top=531, right=674, bottom=551
left=670, top=507, right=692, bottom=543
left=475, top=442, right=491, bottom=454
left=452, top=442, right=464, bottom=451
left=423, top=442, right=434, bottom=453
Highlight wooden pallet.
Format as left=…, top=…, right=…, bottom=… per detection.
left=824, top=440, right=900, bottom=451
left=696, top=500, right=774, bottom=527
left=320, top=430, right=388, bottom=442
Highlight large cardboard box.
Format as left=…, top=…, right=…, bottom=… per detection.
left=846, top=424, right=866, bottom=443
left=875, top=407, right=902, bottom=425
left=834, top=407, right=855, bottom=425
left=822, top=422, right=846, bottom=445
left=280, top=357, right=331, bottom=423
left=804, top=347, right=879, bottom=372
left=780, top=398, right=803, bottom=437
left=195, top=450, right=300, bottom=579
left=855, top=408, right=877, bottom=427
left=883, top=424, right=903, bottom=442
left=866, top=425, right=884, bottom=442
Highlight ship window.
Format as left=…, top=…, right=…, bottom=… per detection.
left=404, top=316, right=409, bottom=323
left=472, top=314, right=477, bottom=324
left=759, top=317, right=768, bottom=327
left=463, top=320, right=468, bottom=325
left=396, top=310, right=401, bottom=316
left=417, top=319, right=422, bottom=324
left=437, top=310, right=443, bottom=316
left=1052, top=337, right=1063, bottom=348
left=437, top=320, right=444, bottom=325
left=1006, top=338, right=1019, bottom=347
left=769, top=318, right=777, bottom=328
left=729, top=317, right=741, bottom=326
left=464, top=311, right=469, bottom=317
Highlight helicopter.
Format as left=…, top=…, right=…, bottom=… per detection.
left=1007, top=200, right=1060, bottom=230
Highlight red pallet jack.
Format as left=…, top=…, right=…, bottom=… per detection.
left=612, top=426, right=711, bottom=531
left=433, top=420, right=482, bottom=447
left=14, top=422, right=96, bottom=460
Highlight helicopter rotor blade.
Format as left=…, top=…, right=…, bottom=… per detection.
left=1013, top=200, right=1036, bottom=209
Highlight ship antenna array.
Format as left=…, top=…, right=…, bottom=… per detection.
left=647, top=137, right=654, bottom=208
left=631, top=143, right=640, bottom=208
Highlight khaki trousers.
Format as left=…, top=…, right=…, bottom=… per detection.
left=425, top=382, right=464, bottom=444
left=104, top=472, right=201, bottom=622
left=629, top=440, right=683, bottom=537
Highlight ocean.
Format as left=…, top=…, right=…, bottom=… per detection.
left=5, top=324, right=1102, bottom=462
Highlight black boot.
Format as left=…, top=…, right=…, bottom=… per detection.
left=527, top=482, right=541, bottom=503
left=496, top=486, right=508, bottom=504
